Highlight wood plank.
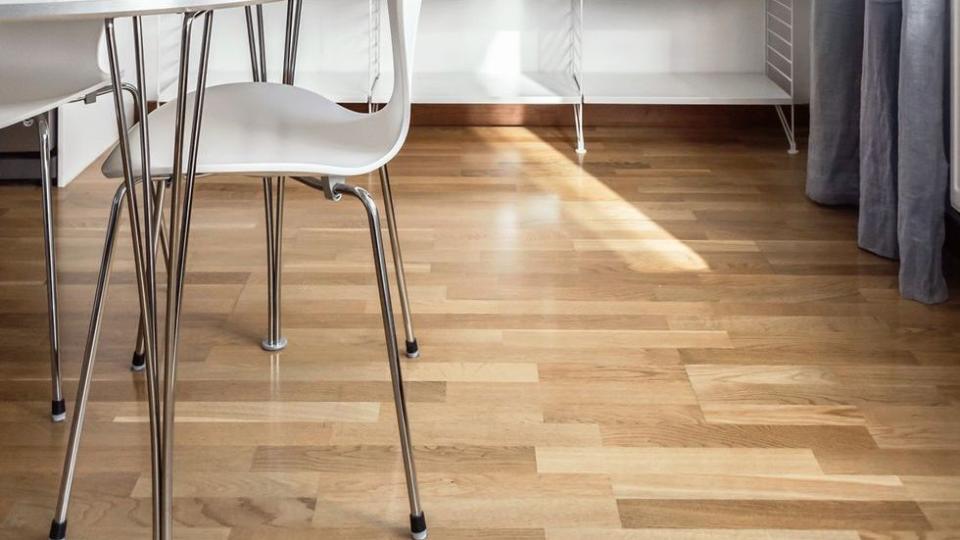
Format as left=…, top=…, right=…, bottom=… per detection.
left=254, top=445, right=538, bottom=474
left=600, top=424, right=878, bottom=450
left=701, top=405, right=867, bottom=426
left=919, top=503, right=960, bottom=529
left=814, top=450, right=960, bottom=476
left=546, top=529, right=860, bottom=540
left=536, top=448, right=823, bottom=475
left=611, top=474, right=908, bottom=501
left=111, top=401, right=381, bottom=424
left=901, top=477, right=960, bottom=503
left=616, top=500, right=932, bottom=530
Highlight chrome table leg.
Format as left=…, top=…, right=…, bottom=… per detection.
left=161, top=11, right=215, bottom=540
left=104, top=17, right=165, bottom=540
left=49, top=12, right=215, bottom=540
left=261, top=177, right=287, bottom=351
left=260, top=0, right=302, bottom=352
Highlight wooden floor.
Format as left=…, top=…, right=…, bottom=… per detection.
left=1, top=125, right=959, bottom=539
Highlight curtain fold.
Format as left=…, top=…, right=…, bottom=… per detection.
left=859, top=0, right=901, bottom=259
left=807, top=1, right=864, bottom=206
left=808, top=0, right=951, bottom=304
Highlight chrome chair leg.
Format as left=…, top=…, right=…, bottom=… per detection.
left=378, top=165, right=420, bottom=359
left=331, top=181, right=427, bottom=540
left=36, top=114, right=65, bottom=422
left=261, top=177, right=287, bottom=352
left=131, top=179, right=170, bottom=372
left=132, top=323, right=147, bottom=371
left=49, top=183, right=128, bottom=540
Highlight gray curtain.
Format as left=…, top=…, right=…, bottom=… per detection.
left=807, top=0, right=951, bottom=303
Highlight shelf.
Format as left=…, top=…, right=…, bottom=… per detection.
left=402, top=72, right=582, bottom=105
left=584, top=72, right=792, bottom=106
left=170, top=71, right=790, bottom=108
left=173, top=70, right=583, bottom=106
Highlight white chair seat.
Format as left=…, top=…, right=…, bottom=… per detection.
left=103, top=82, right=403, bottom=180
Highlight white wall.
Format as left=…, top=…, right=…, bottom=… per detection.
left=415, top=0, right=573, bottom=74
left=585, top=0, right=767, bottom=74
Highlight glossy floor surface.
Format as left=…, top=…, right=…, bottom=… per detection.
left=1, top=126, right=959, bottom=539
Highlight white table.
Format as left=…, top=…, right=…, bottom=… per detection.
left=0, top=2, right=283, bottom=539
left=0, top=0, right=274, bottom=19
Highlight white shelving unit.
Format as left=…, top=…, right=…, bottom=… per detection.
left=585, top=73, right=790, bottom=106
left=583, top=0, right=799, bottom=153
left=155, top=0, right=809, bottom=156
left=366, top=0, right=586, bottom=151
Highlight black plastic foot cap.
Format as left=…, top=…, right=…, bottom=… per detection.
left=49, top=519, right=67, bottom=540
left=51, top=400, right=66, bottom=423
left=130, top=351, right=146, bottom=372
left=405, top=339, right=420, bottom=359
left=410, top=513, right=427, bottom=540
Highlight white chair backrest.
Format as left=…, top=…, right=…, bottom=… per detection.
left=0, top=19, right=103, bottom=74
left=0, top=20, right=105, bottom=127
left=378, top=0, right=421, bottom=163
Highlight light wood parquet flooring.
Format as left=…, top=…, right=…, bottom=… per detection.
left=0, top=125, right=959, bottom=539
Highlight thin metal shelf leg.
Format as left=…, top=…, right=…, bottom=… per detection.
left=776, top=104, right=799, bottom=155
left=574, top=101, right=586, bottom=155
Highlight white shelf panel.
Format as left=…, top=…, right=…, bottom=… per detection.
left=185, top=71, right=789, bottom=108
left=584, top=72, right=792, bottom=105
left=406, top=72, right=581, bottom=105
left=195, top=70, right=583, bottom=106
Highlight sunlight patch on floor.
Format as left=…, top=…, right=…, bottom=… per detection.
left=517, top=128, right=709, bottom=272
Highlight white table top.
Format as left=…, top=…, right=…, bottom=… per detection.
left=0, top=0, right=281, bottom=21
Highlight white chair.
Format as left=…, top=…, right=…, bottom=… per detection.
left=61, top=0, right=429, bottom=537
left=240, top=4, right=421, bottom=358
left=0, top=20, right=116, bottom=422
